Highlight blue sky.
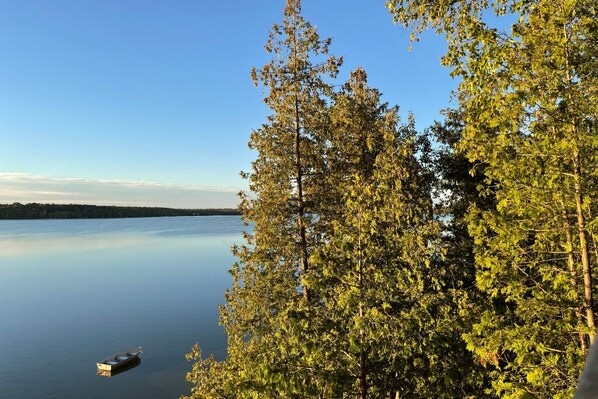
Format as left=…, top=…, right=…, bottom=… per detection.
left=0, top=0, right=455, bottom=208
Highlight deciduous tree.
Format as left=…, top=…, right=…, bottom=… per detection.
left=387, top=1, right=598, bottom=397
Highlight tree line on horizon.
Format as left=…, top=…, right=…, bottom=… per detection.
left=0, top=203, right=240, bottom=219
left=184, top=0, right=598, bottom=398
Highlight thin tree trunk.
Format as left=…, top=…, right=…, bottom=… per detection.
left=588, top=204, right=598, bottom=276
left=573, top=147, right=596, bottom=343
left=357, top=209, right=367, bottom=399
left=295, top=97, right=310, bottom=301
left=562, top=10, right=596, bottom=343
left=291, top=14, right=310, bottom=302
left=292, top=67, right=309, bottom=301
left=360, top=348, right=368, bottom=399
left=562, top=200, right=588, bottom=354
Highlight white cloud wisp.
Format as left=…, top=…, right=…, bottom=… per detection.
left=0, top=173, right=241, bottom=208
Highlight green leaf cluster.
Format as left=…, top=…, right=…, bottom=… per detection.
left=388, top=0, right=598, bottom=397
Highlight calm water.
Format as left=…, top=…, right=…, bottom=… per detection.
left=0, top=216, right=242, bottom=399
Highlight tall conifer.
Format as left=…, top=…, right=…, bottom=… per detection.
left=308, top=69, right=474, bottom=398
left=184, top=1, right=341, bottom=397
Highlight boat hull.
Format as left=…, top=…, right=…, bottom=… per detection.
left=97, top=348, right=142, bottom=371
left=97, top=358, right=141, bottom=377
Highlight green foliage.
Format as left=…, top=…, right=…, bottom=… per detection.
left=184, top=0, right=598, bottom=397
left=428, top=109, right=495, bottom=397
left=184, top=1, right=342, bottom=397
left=387, top=0, right=598, bottom=397
left=310, top=69, right=446, bottom=398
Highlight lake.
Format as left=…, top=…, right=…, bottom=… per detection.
left=0, top=216, right=243, bottom=399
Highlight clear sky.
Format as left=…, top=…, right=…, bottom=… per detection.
left=0, top=0, right=456, bottom=208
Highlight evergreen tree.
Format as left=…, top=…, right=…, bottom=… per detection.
left=311, top=68, right=420, bottom=398
left=184, top=1, right=341, bottom=397
left=427, top=109, right=494, bottom=397
left=307, top=71, right=484, bottom=398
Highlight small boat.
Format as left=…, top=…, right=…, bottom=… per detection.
left=97, top=347, right=143, bottom=371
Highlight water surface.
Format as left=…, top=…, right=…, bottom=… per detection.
left=0, top=216, right=242, bottom=398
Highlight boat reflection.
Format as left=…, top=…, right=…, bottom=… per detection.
left=96, top=358, right=141, bottom=378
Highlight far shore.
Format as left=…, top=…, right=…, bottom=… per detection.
left=0, top=203, right=240, bottom=220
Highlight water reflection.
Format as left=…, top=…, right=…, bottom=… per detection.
left=0, top=216, right=244, bottom=257
left=97, top=358, right=142, bottom=378
left=0, top=216, right=242, bottom=399
left=0, top=234, right=160, bottom=256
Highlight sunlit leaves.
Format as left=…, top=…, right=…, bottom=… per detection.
left=387, top=0, right=597, bottom=397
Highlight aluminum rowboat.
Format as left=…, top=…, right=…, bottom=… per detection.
left=97, top=347, right=142, bottom=371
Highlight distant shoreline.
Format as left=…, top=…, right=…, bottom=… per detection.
left=0, top=203, right=240, bottom=220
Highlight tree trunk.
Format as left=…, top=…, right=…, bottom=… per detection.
left=573, top=147, right=596, bottom=343
left=562, top=200, right=588, bottom=354
left=358, top=210, right=367, bottom=398
left=562, top=7, right=595, bottom=343
left=295, top=96, right=310, bottom=302
left=291, top=17, right=310, bottom=302
left=360, top=348, right=368, bottom=399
